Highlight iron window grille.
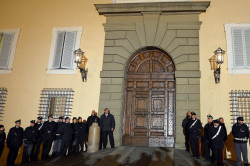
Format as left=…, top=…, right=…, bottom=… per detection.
left=230, top=90, right=250, bottom=130
left=0, top=88, right=7, bottom=121
left=38, top=88, right=74, bottom=120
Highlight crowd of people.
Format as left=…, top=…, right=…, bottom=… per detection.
left=0, top=108, right=116, bottom=166
left=182, top=111, right=249, bottom=166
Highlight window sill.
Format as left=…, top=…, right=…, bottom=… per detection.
left=0, top=69, right=11, bottom=74
left=47, top=69, right=76, bottom=74
left=228, top=68, right=250, bottom=74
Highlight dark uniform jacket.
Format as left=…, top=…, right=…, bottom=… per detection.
left=204, top=122, right=214, bottom=141
left=87, top=115, right=100, bottom=128
left=61, top=123, right=73, bottom=142
left=55, top=122, right=64, bottom=140
left=232, top=123, right=249, bottom=143
left=35, top=122, right=43, bottom=141
left=100, top=113, right=115, bottom=131
left=182, top=116, right=190, bottom=135
left=41, top=121, right=57, bottom=140
left=0, top=130, right=6, bottom=147
left=24, top=126, right=37, bottom=144
left=75, top=123, right=86, bottom=142
left=7, top=127, right=24, bottom=148
left=187, top=118, right=201, bottom=138
left=209, top=126, right=225, bottom=149
left=219, top=122, right=227, bottom=141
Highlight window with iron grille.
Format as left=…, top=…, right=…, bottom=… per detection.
left=0, top=88, right=7, bottom=120
left=230, top=90, right=250, bottom=130
left=38, top=88, right=74, bottom=120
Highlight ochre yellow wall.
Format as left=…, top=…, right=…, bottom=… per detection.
left=0, top=0, right=249, bottom=163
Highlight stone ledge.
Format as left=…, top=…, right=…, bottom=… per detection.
left=95, top=2, right=210, bottom=15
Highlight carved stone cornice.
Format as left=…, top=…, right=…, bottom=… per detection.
left=95, top=1, right=210, bottom=15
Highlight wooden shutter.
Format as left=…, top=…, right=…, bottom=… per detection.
left=61, top=32, right=76, bottom=69
left=52, top=32, right=65, bottom=69
left=244, top=29, right=250, bottom=67
left=0, top=33, right=14, bottom=69
left=232, top=28, right=245, bottom=67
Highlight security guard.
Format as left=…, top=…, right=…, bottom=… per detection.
left=204, top=114, right=214, bottom=162
left=209, top=119, right=225, bottom=166
left=41, top=114, right=57, bottom=160
left=52, top=116, right=64, bottom=157
left=22, top=120, right=37, bottom=163
left=232, top=117, right=249, bottom=166
left=60, top=117, right=73, bottom=156
left=182, top=111, right=191, bottom=152
left=0, top=124, right=6, bottom=158
left=7, top=119, right=24, bottom=166
left=33, top=116, right=43, bottom=161
left=187, top=112, right=201, bottom=159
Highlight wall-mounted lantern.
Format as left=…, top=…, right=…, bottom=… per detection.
left=209, top=47, right=225, bottom=84
left=74, top=48, right=88, bottom=82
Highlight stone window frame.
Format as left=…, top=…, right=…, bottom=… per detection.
left=47, top=27, right=82, bottom=74
left=225, top=23, right=250, bottom=74
left=112, top=0, right=192, bottom=3
left=0, top=29, right=20, bottom=74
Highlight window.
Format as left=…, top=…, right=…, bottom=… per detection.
left=230, top=90, right=250, bottom=130
left=0, top=29, right=20, bottom=74
left=225, top=24, right=250, bottom=74
left=0, top=88, right=7, bottom=120
left=38, top=88, right=74, bottom=120
left=47, top=27, right=82, bottom=74
left=112, top=0, right=192, bottom=2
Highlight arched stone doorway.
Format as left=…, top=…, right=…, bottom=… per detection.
left=122, top=48, right=176, bottom=147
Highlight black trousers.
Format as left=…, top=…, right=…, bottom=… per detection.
left=60, top=140, right=71, bottom=156
left=190, top=137, right=200, bottom=157
left=0, top=145, right=4, bottom=158
left=185, top=133, right=190, bottom=152
left=7, top=146, right=19, bottom=166
left=41, top=139, right=53, bottom=160
left=213, top=147, right=224, bottom=166
left=32, top=138, right=42, bottom=160
left=205, top=140, right=214, bottom=161
left=102, top=131, right=114, bottom=148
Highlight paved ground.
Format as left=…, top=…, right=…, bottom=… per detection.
left=19, top=147, right=238, bottom=166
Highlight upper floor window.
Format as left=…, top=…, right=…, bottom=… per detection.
left=0, top=29, right=20, bottom=74
left=47, top=27, right=82, bottom=74
left=38, top=88, right=74, bottom=120
left=0, top=88, right=7, bottom=121
left=225, top=24, right=250, bottom=74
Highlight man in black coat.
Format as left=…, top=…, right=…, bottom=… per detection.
left=41, top=115, right=57, bottom=160
left=60, top=117, right=73, bottom=156
left=76, top=117, right=86, bottom=153
left=100, top=108, right=115, bottom=149
left=33, top=116, right=43, bottom=161
left=87, top=110, right=101, bottom=150
left=204, top=114, right=214, bottom=162
left=22, top=120, right=37, bottom=163
left=232, top=117, right=249, bottom=166
left=0, top=124, right=6, bottom=159
left=187, top=112, right=201, bottom=159
left=219, top=117, right=227, bottom=142
left=7, top=119, right=24, bottom=166
left=52, top=116, right=64, bottom=157
left=182, top=111, right=191, bottom=152
left=209, top=119, right=225, bottom=166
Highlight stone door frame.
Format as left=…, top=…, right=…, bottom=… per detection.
left=95, top=1, right=210, bottom=147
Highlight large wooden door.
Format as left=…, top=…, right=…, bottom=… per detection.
left=122, top=49, right=175, bottom=147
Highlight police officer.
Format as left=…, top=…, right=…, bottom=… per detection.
left=209, top=119, right=225, bottom=166
left=182, top=111, right=191, bottom=152
left=33, top=116, right=43, bottom=161
left=219, top=117, right=227, bottom=142
left=70, top=117, right=78, bottom=154
left=232, top=117, right=249, bottom=166
left=0, top=124, right=6, bottom=158
left=41, top=114, right=57, bottom=160
left=60, top=117, right=73, bottom=156
left=204, top=114, right=214, bottom=162
left=22, top=120, right=37, bottom=163
left=52, top=116, right=64, bottom=157
left=7, top=119, right=24, bottom=166
left=76, top=117, right=87, bottom=153
left=187, top=112, right=201, bottom=159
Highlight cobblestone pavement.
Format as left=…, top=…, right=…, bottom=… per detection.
left=19, top=147, right=238, bottom=166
